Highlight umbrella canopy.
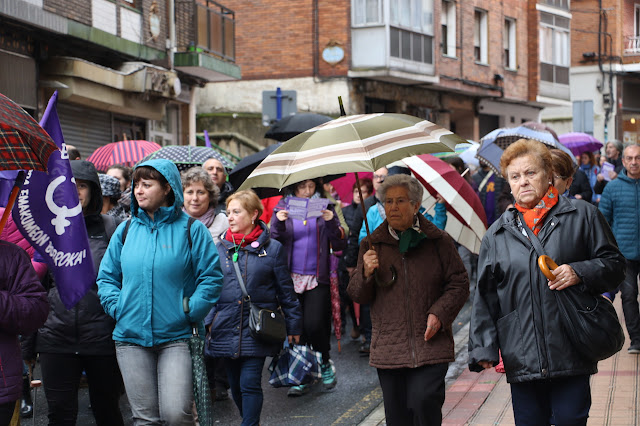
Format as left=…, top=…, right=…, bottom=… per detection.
left=458, top=142, right=480, bottom=168
left=430, top=142, right=475, bottom=160
left=239, top=113, right=464, bottom=192
left=264, top=113, right=333, bottom=141
left=140, top=145, right=235, bottom=171
left=402, top=154, right=488, bottom=254
left=86, top=140, right=162, bottom=172
left=477, top=122, right=575, bottom=175
left=0, top=92, right=59, bottom=172
left=558, top=132, right=603, bottom=156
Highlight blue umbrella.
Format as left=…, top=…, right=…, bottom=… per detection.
left=476, top=123, right=576, bottom=174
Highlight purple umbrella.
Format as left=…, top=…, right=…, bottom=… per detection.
left=558, top=132, right=603, bottom=156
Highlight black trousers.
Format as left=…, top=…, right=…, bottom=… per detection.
left=40, top=352, right=124, bottom=426
left=377, top=363, right=448, bottom=426
left=0, top=401, right=16, bottom=426
left=298, top=285, right=332, bottom=363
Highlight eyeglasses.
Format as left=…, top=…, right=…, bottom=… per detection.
left=554, top=175, right=568, bottom=181
left=373, top=174, right=387, bottom=182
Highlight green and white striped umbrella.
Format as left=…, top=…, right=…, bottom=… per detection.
left=238, top=113, right=465, bottom=191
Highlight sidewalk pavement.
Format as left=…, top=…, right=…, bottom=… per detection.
left=359, top=298, right=640, bottom=426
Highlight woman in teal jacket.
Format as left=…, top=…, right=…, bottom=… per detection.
left=97, top=159, right=223, bottom=425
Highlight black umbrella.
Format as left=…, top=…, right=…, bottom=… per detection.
left=264, top=113, right=332, bottom=141
left=228, top=143, right=282, bottom=193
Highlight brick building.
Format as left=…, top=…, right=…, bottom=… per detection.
left=0, top=0, right=240, bottom=157
left=198, top=0, right=573, bottom=152
left=542, top=0, right=640, bottom=144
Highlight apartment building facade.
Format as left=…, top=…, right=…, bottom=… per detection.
left=0, top=0, right=240, bottom=157
left=198, top=0, right=573, bottom=150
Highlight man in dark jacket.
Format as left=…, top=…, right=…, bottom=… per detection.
left=204, top=158, right=234, bottom=214
left=599, top=144, right=640, bottom=354
left=0, top=242, right=48, bottom=425
left=30, top=160, right=125, bottom=425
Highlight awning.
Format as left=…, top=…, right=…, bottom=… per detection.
left=41, top=57, right=181, bottom=120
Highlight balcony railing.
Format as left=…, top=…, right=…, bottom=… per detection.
left=625, top=36, right=640, bottom=55
left=176, top=0, right=235, bottom=62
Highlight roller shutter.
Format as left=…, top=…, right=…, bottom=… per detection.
left=57, top=102, right=112, bottom=159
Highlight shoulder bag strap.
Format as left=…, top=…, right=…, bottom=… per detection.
left=515, top=210, right=546, bottom=258
left=232, top=260, right=250, bottom=301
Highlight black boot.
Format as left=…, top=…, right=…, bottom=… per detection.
left=20, top=375, right=33, bottom=418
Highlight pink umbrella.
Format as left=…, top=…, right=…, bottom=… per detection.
left=87, top=140, right=162, bottom=172
left=403, top=154, right=487, bottom=254
left=330, top=172, right=373, bottom=204
left=558, top=132, right=603, bottom=156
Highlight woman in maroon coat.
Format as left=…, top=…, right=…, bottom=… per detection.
left=0, top=241, right=48, bottom=425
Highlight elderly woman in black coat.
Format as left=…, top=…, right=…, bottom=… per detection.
left=469, top=139, right=625, bottom=425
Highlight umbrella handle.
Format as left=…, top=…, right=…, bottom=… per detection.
left=183, top=296, right=190, bottom=314
left=355, top=173, right=373, bottom=251
left=538, top=255, right=559, bottom=281
left=375, top=265, right=398, bottom=288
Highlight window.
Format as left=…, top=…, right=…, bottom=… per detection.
left=573, top=101, right=594, bottom=135
left=474, top=9, right=488, bottom=63
left=540, top=0, right=569, bottom=11
left=441, top=0, right=456, bottom=57
left=352, top=0, right=382, bottom=26
left=504, top=18, right=516, bottom=69
left=539, top=12, right=570, bottom=84
left=389, top=0, right=434, bottom=64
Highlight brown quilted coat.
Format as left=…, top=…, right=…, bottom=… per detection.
left=348, top=215, right=469, bottom=369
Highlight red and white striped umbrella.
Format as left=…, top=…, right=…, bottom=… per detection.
left=402, top=154, right=488, bottom=254
left=87, top=140, right=162, bottom=172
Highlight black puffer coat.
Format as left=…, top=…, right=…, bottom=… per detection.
left=36, top=161, right=120, bottom=355
left=469, top=196, right=625, bottom=383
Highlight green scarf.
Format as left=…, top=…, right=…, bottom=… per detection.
left=398, top=228, right=427, bottom=253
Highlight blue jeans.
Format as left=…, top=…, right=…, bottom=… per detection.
left=115, top=341, right=193, bottom=426
left=620, top=259, right=640, bottom=346
left=226, top=357, right=266, bottom=426
left=510, top=375, right=591, bottom=426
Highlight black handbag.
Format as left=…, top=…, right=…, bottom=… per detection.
left=518, top=213, right=625, bottom=362
left=232, top=260, right=287, bottom=344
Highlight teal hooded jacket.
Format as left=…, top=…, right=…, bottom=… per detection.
left=97, top=159, right=223, bottom=346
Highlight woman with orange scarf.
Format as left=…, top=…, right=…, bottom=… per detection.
left=469, top=139, right=625, bottom=425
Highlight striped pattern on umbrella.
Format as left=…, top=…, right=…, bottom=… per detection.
left=403, top=154, right=487, bottom=254
left=239, top=114, right=464, bottom=191
left=87, top=140, right=162, bottom=172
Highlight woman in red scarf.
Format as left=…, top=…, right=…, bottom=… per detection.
left=469, top=139, right=625, bottom=425
left=204, top=190, right=302, bottom=426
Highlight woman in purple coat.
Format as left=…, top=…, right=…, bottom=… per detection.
left=270, top=178, right=347, bottom=396
left=0, top=241, right=48, bottom=426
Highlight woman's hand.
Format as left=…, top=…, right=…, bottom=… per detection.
left=321, top=209, right=334, bottom=221
left=424, top=313, right=441, bottom=341
left=548, top=264, right=581, bottom=290
left=435, top=194, right=445, bottom=204
left=363, top=249, right=378, bottom=278
left=288, top=335, right=300, bottom=345
left=275, top=210, right=289, bottom=221
left=478, top=361, right=494, bottom=369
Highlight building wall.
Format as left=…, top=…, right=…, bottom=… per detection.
left=220, top=0, right=349, bottom=80
left=43, top=0, right=167, bottom=52
left=437, top=0, right=528, bottom=102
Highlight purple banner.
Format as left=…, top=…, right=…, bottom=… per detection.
left=12, top=91, right=95, bottom=309
left=204, top=129, right=212, bottom=148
